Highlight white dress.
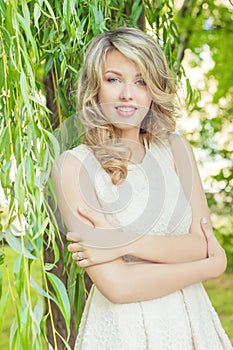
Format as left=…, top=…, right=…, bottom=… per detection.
left=68, top=139, right=232, bottom=350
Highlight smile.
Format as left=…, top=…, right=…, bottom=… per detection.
left=116, top=106, right=137, bottom=112
left=115, top=106, right=138, bottom=117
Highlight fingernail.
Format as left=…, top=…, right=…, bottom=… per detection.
left=79, top=207, right=85, bottom=212
left=201, top=217, right=207, bottom=224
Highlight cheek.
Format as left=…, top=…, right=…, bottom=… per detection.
left=137, top=90, right=152, bottom=108
left=98, top=87, right=110, bottom=104
left=98, top=89, right=103, bottom=104
left=145, top=91, right=152, bottom=106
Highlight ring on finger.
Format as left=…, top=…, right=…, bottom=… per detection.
left=76, top=252, right=84, bottom=262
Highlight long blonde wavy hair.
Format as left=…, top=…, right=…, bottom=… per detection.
left=77, top=27, right=178, bottom=184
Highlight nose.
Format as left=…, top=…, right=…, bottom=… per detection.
left=119, top=83, right=134, bottom=101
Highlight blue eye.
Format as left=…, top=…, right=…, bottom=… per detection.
left=136, top=79, right=147, bottom=86
left=107, top=78, right=120, bottom=83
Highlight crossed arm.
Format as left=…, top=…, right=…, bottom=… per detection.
left=52, top=135, right=227, bottom=303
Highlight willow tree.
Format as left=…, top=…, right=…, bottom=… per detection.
left=0, top=0, right=195, bottom=349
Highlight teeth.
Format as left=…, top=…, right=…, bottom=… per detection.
left=117, top=107, right=135, bottom=112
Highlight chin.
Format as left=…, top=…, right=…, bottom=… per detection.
left=112, top=122, right=141, bottom=131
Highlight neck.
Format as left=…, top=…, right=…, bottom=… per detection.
left=118, top=135, right=146, bottom=164
left=119, top=127, right=142, bottom=144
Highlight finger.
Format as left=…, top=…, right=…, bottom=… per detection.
left=76, top=259, right=90, bottom=268
left=200, top=217, right=214, bottom=240
left=72, top=252, right=90, bottom=268
left=68, top=243, right=84, bottom=252
left=72, top=251, right=85, bottom=262
left=66, top=231, right=83, bottom=242
left=78, top=207, right=97, bottom=227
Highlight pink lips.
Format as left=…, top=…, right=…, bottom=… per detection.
left=115, top=105, right=138, bottom=117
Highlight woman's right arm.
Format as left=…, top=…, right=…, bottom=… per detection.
left=51, top=152, right=227, bottom=304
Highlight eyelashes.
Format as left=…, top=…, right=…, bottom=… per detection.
left=107, top=78, right=120, bottom=83
left=106, top=78, right=147, bottom=86
left=136, top=79, right=147, bottom=86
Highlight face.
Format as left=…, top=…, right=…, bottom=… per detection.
left=98, top=50, right=152, bottom=140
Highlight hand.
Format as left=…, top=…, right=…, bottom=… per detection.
left=78, top=206, right=113, bottom=229
left=66, top=206, right=113, bottom=244
left=200, top=217, right=227, bottom=278
left=67, top=206, right=123, bottom=267
left=67, top=241, right=122, bottom=267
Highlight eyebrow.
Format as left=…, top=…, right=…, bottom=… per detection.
left=104, top=70, right=142, bottom=78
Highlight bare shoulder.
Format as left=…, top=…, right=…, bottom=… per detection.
left=168, top=132, right=195, bottom=161
left=168, top=133, right=192, bottom=150
left=51, top=150, right=83, bottom=189
left=52, top=144, right=90, bottom=175
left=52, top=151, right=79, bottom=173
left=58, top=150, right=81, bottom=168
left=51, top=147, right=89, bottom=215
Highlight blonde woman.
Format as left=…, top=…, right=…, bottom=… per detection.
left=52, top=27, right=232, bottom=349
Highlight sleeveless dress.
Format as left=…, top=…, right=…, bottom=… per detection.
left=67, top=139, right=232, bottom=350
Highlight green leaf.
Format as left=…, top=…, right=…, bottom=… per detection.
left=57, top=86, right=69, bottom=115
left=44, top=55, right=54, bottom=76
left=1, top=160, right=11, bottom=188
left=0, top=0, right=6, bottom=18
left=0, top=251, right=4, bottom=266
left=0, top=268, right=2, bottom=298
left=0, top=291, right=9, bottom=332
left=33, top=298, right=44, bottom=334
left=46, top=272, right=71, bottom=333
left=42, top=129, right=60, bottom=161
left=74, top=270, right=85, bottom=329
left=5, top=229, right=38, bottom=260
left=43, top=0, right=59, bottom=30
left=10, top=319, right=19, bottom=349
left=30, top=276, right=55, bottom=302
left=17, top=12, right=39, bottom=61
left=5, top=0, right=15, bottom=35
left=19, top=71, right=31, bottom=114
left=14, top=162, right=25, bottom=213
left=34, top=3, right=41, bottom=29
left=13, top=255, right=25, bottom=296
left=67, top=261, right=77, bottom=304
left=25, top=155, right=35, bottom=193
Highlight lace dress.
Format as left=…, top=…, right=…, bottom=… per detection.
left=67, top=140, right=232, bottom=350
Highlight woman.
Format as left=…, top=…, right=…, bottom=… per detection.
left=52, top=27, right=232, bottom=349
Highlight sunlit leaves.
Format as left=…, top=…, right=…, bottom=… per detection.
left=5, top=230, right=37, bottom=260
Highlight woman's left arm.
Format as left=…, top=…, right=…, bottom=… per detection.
left=68, top=134, right=210, bottom=265
left=124, top=133, right=209, bottom=263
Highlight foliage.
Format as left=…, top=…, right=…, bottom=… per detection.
left=175, top=0, right=233, bottom=210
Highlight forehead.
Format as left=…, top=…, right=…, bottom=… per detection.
left=103, top=49, right=140, bottom=74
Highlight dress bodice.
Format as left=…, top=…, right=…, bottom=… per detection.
left=68, top=138, right=192, bottom=239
